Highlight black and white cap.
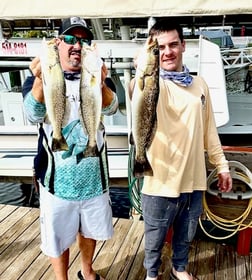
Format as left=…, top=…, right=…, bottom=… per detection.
left=59, top=17, right=93, bottom=40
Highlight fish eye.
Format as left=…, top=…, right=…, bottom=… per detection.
left=153, top=48, right=159, bottom=56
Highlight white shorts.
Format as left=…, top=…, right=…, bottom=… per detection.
left=39, top=185, right=114, bottom=258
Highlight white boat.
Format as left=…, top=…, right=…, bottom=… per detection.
left=0, top=35, right=235, bottom=181
left=0, top=0, right=251, bottom=181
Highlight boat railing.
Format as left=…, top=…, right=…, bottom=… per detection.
left=221, top=47, right=252, bottom=76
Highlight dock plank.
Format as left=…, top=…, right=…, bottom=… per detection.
left=0, top=204, right=251, bottom=280
left=235, top=255, right=252, bottom=280
left=19, top=252, right=51, bottom=280
left=215, top=243, right=236, bottom=280
left=192, top=239, right=216, bottom=280
left=0, top=204, right=6, bottom=210
left=158, top=243, right=173, bottom=279
left=126, top=237, right=146, bottom=280
left=0, top=204, right=19, bottom=223
left=187, top=240, right=200, bottom=278
left=93, top=218, right=137, bottom=278
left=250, top=255, right=252, bottom=280
left=0, top=207, right=38, bottom=253
left=0, top=218, right=40, bottom=278
left=1, top=234, right=41, bottom=279
left=104, top=219, right=144, bottom=280
left=0, top=204, right=31, bottom=229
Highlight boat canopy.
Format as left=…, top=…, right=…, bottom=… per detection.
left=0, top=0, right=251, bottom=20
left=200, top=30, right=234, bottom=48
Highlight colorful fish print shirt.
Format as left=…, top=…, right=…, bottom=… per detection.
left=24, top=78, right=118, bottom=200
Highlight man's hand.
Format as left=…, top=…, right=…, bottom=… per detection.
left=29, top=57, right=44, bottom=103
left=217, top=172, right=232, bottom=192
left=101, top=63, right=115, bottom=108
left=30, top=56, right=42, bottom=79
left=101, top=63, right=108, bottom=83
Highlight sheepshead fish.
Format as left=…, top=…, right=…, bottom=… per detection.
left=131, top=36, right=159, bottom=178
left=79, top=43, right=103, bottom=157
left=40, top=38, right=68, bottom=152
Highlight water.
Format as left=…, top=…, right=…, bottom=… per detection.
left=0, top=182, right=39, bottom=207
left=0, top=183, right=131, bottom=218
left=110, top=187, right=131, bottom=219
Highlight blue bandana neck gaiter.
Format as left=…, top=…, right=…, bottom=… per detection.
left=160, top=65, right=193, bottom=87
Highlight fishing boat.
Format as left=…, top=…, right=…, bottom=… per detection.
left=0, top=33, right=234, bottom=179
left=1, top=24, right=252, bottom=180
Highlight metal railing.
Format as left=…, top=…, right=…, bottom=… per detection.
left=221, top=47, right=252, bottom=76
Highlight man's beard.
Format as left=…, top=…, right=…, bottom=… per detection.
left=69, top=59, right=81, bottom=68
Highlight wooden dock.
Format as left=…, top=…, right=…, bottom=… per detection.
left=0, top=204, right=251, bottom=280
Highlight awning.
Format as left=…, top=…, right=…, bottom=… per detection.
left=0, top=0, right=251, bottom=20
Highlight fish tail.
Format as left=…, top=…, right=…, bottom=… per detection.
left=83, top=142, right=99, bottom=158
left=52, top=136, right=68, bottom=152
left=133, top=161, right=145, bottom=178
left=133, top=154, right=153, bottom=178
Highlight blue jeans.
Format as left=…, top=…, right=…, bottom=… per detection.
left=141, top=191, right=203, bottom=278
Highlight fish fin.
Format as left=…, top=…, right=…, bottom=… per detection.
left=129, top=132, right=135, bottom=145
left=137, top=77, right=145, bottom=91
left=143, top=158, right=153, bottom=177
left=52, top=136, right=69, bottom=152
left=76, top=153, right=84, bottom=164
left=90, top=75, right=97, bottom=86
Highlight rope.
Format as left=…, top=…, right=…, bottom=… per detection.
left=128, top=147, right=252, bottom=237
left=199, top=161, right=252, bottom=240
left=128, top=177, right=143, bottom=214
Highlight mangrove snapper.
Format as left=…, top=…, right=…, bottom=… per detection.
left=40, top=38, right=68, bottom=152
left=79, top=43, right=103, bottom=157
left=131, top=36, right=159, bottom=178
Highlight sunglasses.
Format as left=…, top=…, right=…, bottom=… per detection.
left=61, top=35, right=91, bottom=46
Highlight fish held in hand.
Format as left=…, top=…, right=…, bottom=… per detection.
left=79, top=43, right=103, bottom=157
left=40, top=38, right=68, bottom=152
left=131, top=36, right=159, bottom=178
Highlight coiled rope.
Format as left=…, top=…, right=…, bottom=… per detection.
left=199, top=161, right=252, bottom=240
left=128, top=146, right=252, bottom=237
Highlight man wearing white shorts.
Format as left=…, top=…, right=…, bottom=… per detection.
left=39, top=186, right=113, bottom=258
left=23, top=16, right=118, bottom=280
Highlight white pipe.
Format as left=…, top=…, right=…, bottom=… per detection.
left=91, top=19, right=105, bottom=40
left=0, top=60, right=135, bottom=69
left=120, top=25, right=132, bottom=143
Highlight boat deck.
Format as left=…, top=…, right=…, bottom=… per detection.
left=0, top=204, right=251, bottom=280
